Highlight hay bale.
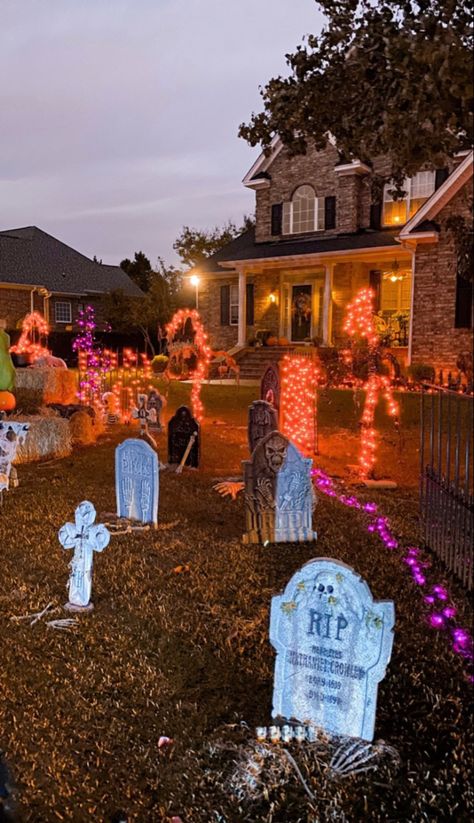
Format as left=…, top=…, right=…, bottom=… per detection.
left=13, top=413, right=72, bottom=463
left=69, top=410, right=96, bottom=446
left=15, top=368, right=77, bottom=408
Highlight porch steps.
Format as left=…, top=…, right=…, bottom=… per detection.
left=233, top=346, right=293, bottom=380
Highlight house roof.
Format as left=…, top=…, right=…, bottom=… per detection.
left=0, top=226, right=143, bottom=297
left=199, top=227, right=401, bottom=273
left=399, top=151, right=473, bottom=239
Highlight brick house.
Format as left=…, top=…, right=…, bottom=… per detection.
left=0, top=226, right=142, bottom=350
left=196, top=140, right=473, bottom=373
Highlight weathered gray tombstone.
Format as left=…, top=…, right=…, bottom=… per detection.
left=248, top=399, right=278, bottom=454
left=270, top=558, right=395, bottom=741
left=242, top=431, right=316, bottom=544
left=260, top=363, right=280, bottom=416
left=147, top=389, right=164, bottom=433
left=115, top=438, right=159, bottom=526
left=168, top=405, right=200, bottom=468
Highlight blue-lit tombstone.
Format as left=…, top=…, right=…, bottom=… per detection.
left=242, top=431, right=316, bottom=544
left=115, top=438, right=159, bottom=526
left=270, top=558, right=395, bottom=741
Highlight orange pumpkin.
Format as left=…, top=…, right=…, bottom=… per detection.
left=0, top=391, right=16, bottom=411
left=278, top=337, right=290, bottom=346
left=266, top=336, right=278, bottom=347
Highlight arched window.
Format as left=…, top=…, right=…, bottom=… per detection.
left=282, top=185, right=325, bottom=234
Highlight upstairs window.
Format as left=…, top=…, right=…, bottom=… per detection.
left=54, top=301, right=72, bottom=324
left=382, top=171, right=436, bottom=226
left=282, top=185, right=325, bottom=234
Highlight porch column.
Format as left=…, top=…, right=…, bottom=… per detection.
left=322, top=264, right=334, bottom=345
left=238, top=268, right=247, bottom=347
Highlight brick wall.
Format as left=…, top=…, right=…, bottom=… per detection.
left=0, top=287, right=108, bottom=342
left=411, top=179, right=473, bottom=373
left=198, top=277, right=239, bottom=350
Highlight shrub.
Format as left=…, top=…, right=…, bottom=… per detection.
left=151, top=354, right=169, bottom=374
left=408, top=363, right=435, bottom=384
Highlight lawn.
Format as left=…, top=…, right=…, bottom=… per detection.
left=0, top=386, right=472, bottom=822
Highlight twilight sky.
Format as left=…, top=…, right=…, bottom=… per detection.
left=0, top=0, right=324, bottom=267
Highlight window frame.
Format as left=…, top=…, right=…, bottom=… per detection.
left=54, top=300, right=72, bottom=324
left=283, top=185, right=325, bottom=235
left=229, top=284, right=239, bottom=326
left=382, top=171, right=436, bottom=227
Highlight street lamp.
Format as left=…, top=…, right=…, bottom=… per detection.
left=190, top=274, right=200, bottom=310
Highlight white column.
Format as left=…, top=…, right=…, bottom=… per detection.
left=322, top=264, right=334, bottom=345
left=238, top=268, right=247, bottom=347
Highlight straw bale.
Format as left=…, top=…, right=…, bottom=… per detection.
left=12, top=414, right=72, bottom=463
left=69, top=410, right=96, bottom=445
left=14, top=368, right=77, bottom=407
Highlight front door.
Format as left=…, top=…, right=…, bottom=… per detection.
left=291, top=284, right=312, bottom=342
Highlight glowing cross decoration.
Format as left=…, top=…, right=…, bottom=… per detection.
left=58, top=501, right=110, bottom=611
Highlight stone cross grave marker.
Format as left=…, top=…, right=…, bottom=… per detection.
left=146, top=389, right=165, bottom=433
left=248, top=399, right=278, bottom=454
left=115, top=438, right=159, bottom=526
left=168, top=405, right=200, bottom=468
left=58, top=501, right=111, bottom=611
left=0, top=420, right=30, bottom=496
left=270, top=557, right=395, bottom=741
left=242, top=431, right=317, bottom=544
left=260, top=363, right=280, bottom=416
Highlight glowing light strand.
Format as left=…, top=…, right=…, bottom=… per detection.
left=280, top=353, right=319, bottom=456
left=165, top=309, right=213, bottom=422
left=312, top=468, right=474, bottom=682
left=9, top=311, right=50, bottom=361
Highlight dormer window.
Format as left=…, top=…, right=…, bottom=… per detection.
left=282, top=185, right=325, bottom=234
left=382, top=171, right=436, bottom=226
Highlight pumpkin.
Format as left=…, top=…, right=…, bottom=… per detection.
left=266, top=336, right=278, bottom=347
left=0, top=391, right=16, bottom=411
left=278, top=337, right=290, bottom=346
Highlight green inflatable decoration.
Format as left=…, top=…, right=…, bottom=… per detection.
left=0, top=324, right=16, bottom=392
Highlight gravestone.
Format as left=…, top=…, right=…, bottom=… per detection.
left=0, top=421, right=30, bottom=494
left=115, top=438, right=159, bottom=526
left=242, top=431, right=316, bottom=544
left=270, top=557, right=395, bottom=741
left=59, top=500, right=110, bottom=611
left=132, top=393, right=157, bottom=437
left=146, top=389, right=164, bottom=433
left=168, top=406, right=199, bottom=468
left=248, top=400, right=278, bottom=454
left=260, top=363, right=280, bottom=415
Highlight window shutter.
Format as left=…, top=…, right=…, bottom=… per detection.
left=220, top=285, right=230, bottom=325
left=369, top=270, right=382, bottom=312
left=271, top=203, right=283, bottom=235
left=435, top=168, right=449, bottom=190
left=370, top=201, right=382, bottom=230
left=324, top=196, right=336, bottom=230
left=282, top=202, right=291, bottom=234
left=455, top=275, right=473, bottom=329
left=246, top=283, right=254, bottom=326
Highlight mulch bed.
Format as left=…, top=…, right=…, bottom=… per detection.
left=0, top=414, right=472, bottom=822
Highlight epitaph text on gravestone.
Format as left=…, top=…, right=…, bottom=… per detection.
left=168, top=406, right=200, bottom=468
left=260, top=363, right=280, bottom=416
left=248, top=400, right=278, bottom=454
left=270, top=558, right=395, bottom=741
left=115, top=438, right=159, bottom=526
left=242, top=431, right=317, bottom=544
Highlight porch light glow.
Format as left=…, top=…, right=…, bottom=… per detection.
left=268, top=292, right=277, bottom=303
left=190, top=275, right=200, bottom=287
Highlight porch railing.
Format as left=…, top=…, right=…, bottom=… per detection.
left=420, top=384, right=473, bottom=590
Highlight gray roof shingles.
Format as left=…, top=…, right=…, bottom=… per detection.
left=199, top=227, right=401, bottom=273
left=0, top=226, right=143, bottom=297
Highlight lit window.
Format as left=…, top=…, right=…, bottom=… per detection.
left=382, top=171, right=435, bottom=226
left=381, top=275, right=411, bottom=313
left=55, top=301, right=72, bottom=323
left=229, top=284, right=239, bottom=325
left=282, top=186, right=325, bottom=234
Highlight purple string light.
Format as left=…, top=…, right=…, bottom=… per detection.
left=312, top=468, right=474, bottom=682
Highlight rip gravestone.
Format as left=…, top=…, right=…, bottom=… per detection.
left=248, top=400, right=278, bottom=454
left=168, top=405, right=199, bottom=468
left=270, top=557, right=395, bottom=740
left=115, top=438, right=159, bottom=526
left=242, top=431, right=316, bottom=544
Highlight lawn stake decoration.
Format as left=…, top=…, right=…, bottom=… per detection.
left=115, top=438, right=159, bottom=526
left=58, top=501, right=111, bottom=612
left=343, top=288, right=399, bottom=480
left=168, top=406, right=200, bottom=469
left=248, top=400, right=278, bottom=454
left=132, top=393, right=157, bottom=436
left=102, top=391, right=119, bottom=425
left=9, top=310, right=50, bottom=364
left=0, top=421, right=30, bottom=498
left=280, top=352, right=319, bottom=456
left=165, top=309, right=213, bottom=422
left=242, top=431, right=317, bottom=544
left=146, top=389, right=165, bottom=433
left=270, top=557, right=395, bottom=741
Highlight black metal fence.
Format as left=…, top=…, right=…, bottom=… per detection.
left=420, top=385, right=473, bottom=590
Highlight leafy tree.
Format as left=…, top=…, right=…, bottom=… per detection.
left=173, top=215, right=255, bottom=268
left=239, top=0, right=473, bottom=188
left=120, top=251, right=153, bottom=292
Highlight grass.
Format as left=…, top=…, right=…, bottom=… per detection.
left=0, top=386, right=472, bottom=821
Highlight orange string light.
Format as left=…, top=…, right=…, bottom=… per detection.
left=280, top=353, right=319, bottom=456
left=10, top=311, right=50, bottom=361
left=165, top=309, right=213, bottom=422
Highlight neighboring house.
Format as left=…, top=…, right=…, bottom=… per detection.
left=0, top=225, right=142, bottom=341
left=196, top=140, right=473, bottom=373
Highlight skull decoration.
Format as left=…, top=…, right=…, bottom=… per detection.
left=264, top=433, right=288, bottom=473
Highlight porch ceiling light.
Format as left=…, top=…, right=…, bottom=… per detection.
left=382, top=260, right=408, bottom=283
left=269, top=291, right=277, bottom=303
